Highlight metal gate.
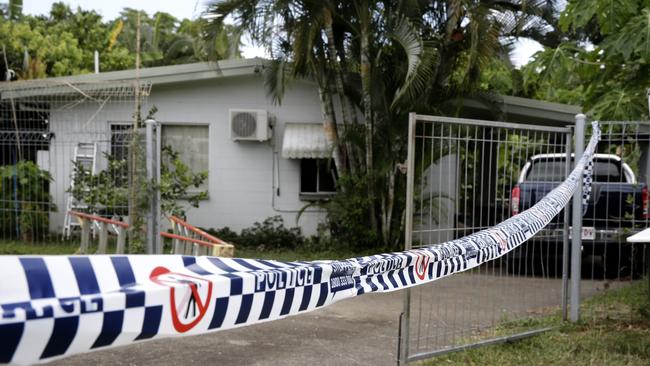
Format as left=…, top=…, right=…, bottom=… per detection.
left=399, top=114, right=576, bottom=363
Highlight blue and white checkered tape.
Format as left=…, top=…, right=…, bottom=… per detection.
left=581, top=122, right=600, bottom=215
left=0, top=123, right=601, bottom=365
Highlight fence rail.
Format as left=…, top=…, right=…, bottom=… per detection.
left=68, top=210, right=128, bottom=254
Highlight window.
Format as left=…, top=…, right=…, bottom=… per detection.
left=161, top=124, right=210, bottom=192
left=110, top=123, right=132, bottom=161
left=109, top=123, right=132, bottom=186
left=526, top=158, right=624, bottom=182
left=300, top=159, right=337, bottom=200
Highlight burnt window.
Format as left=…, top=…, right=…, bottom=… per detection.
left=300, top=159, right=337, bottom=199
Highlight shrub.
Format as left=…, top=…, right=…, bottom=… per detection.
left=0, top=161, right=55, bottom=241
left=204, top=226, right=239, bottom=244
left=70, top=146, right=208, bottom=218
left=206, top=216, right=305, bottom=251
left=239, top=216, right=304, bottom=250
left=319, top=174, right=379, bottom=251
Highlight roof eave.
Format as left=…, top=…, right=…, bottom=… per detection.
left=0, top=58, right=265, bottom=93
left=447, top=95, right=582, bottom=126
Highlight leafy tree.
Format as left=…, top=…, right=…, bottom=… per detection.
left=112, top=8, right=240, bottom=67
left=70, top=146, right=208, bottom=219
left=0, top=2, right=240, bottom=79
left=159, top=145, right=208, bottom=217
left=205, top=0, right=557, bottom=249
left=44, top=3, right=134, bottom=72
left=523, top=0, right=650, bottom=120
left=0, top=18, right=84, bottom=77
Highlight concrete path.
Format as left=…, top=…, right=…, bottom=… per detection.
left=49, top=275, right=616, bottom=366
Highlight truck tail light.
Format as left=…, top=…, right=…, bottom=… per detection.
left=511, top=186, right=520, bottom=216
left=641, top=187, right=650, bottom=219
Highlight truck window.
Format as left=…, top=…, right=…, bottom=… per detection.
left=526, top=159, right=624, bottom=182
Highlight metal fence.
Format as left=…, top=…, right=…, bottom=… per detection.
left=398, top=114, right=650, bottom=364
left=578, top=121, right=650, bottom=280
left=579, top=121, right=650, bottom=322
left=0, top=80, right=151, bottom=251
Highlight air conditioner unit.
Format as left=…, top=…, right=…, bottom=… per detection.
left=229, top=109, right=271, bottom=141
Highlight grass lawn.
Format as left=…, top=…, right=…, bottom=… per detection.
left=0, top=240, right=80, bottom=255
left=0, top=240, right=373, bottom=262
left=422, top=280, right=650, bottom=366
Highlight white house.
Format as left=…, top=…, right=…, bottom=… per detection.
left=0, top=58, right=581, bottom=238
left=1, top=58, right=339, bottom=236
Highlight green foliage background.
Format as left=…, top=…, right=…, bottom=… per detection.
left=0, top=1, right=240, bottom=79
left=523, top=0, right=650, bottom=121
left=0, top=161, right=55, bottom=240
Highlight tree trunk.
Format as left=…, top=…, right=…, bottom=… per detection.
left=128, top=12, right=144, bottom=252
left=359, top=8, right=378, bottom=234
left=323, top=7, right=359, bottom=175
left=382, top=169, right=396, bottom=246
left=399, top=204, right=407, bottom=248
left=318, top=86, right=347, bottom=179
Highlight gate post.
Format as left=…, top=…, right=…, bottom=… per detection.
left=562, top=128, right=573, bottom=320
left=399, top=112, right=417, bottom=364
left=570, top=114, right=586, bottom=322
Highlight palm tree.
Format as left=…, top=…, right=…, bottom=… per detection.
left=112, top=10, right=240, bottom=67
left=2, top=0, right=22, bottom=20
left=204, top=0, right=560, bottom=248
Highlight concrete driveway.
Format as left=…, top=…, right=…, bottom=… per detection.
left=49, top=274, right=615, bottom=366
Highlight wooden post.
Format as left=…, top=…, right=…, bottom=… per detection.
left=97, top=222, right=108, bottom=254
left=116, top=227, right=126, bottom=254
left=79, top=217, right=90, bottom=254
left=172, top=222, right=182, bottom=255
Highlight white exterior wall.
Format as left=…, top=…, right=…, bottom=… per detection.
left=414, top=154, right=458, bottom=246
left=48, top=74, right=327, bottom=236
left=149, top=75, right=326, bottom=234
left=48, top=99, right=133, bottom=234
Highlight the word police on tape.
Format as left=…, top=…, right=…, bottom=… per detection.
left=0, top=123, right=601, bottom=365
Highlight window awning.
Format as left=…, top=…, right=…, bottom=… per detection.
left=282, top=123, right=332, bottom=159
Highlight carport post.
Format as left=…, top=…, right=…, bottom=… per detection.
left=570, top=114, right=586, bottom=322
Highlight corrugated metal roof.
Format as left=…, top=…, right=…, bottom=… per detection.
left=282, top=123, right=332, bottom=159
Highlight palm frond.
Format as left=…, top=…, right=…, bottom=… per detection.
left=389, top=15, right=437, bottom=110
left=264, top=59, right=294, bottom=105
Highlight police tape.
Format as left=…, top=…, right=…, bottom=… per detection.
left=0, top=123, right=600, bottom=365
